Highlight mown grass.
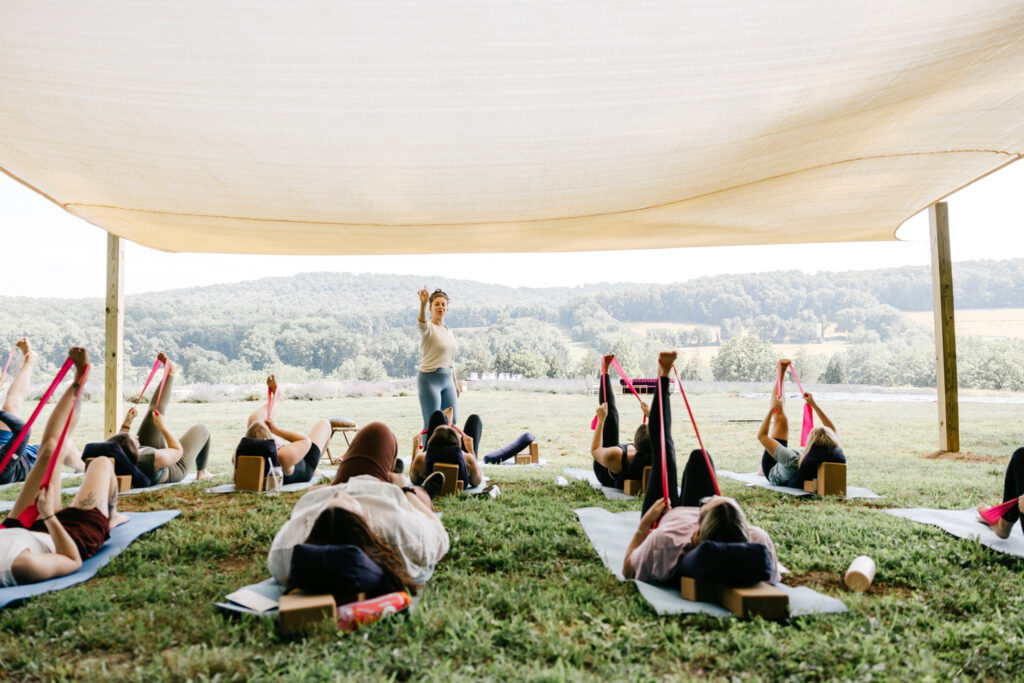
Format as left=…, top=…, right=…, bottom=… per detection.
left=2, top=390, right=1024, bottom=681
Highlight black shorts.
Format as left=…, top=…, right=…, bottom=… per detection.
left=284, top=443, right=323, bottom=485
left=593, top=444, right=648, bottom=489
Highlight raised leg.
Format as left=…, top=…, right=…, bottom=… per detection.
left=1, top=338, right=36, bottom=423
left=641, top=352, right=679, bottom=514
left=9, top=348, right=88, bottom=519
left=137, top=360, right=175, bottom=448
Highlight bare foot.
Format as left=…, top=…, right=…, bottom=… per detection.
left=68, top=347, right=89, bottom=380
left=602, top=354, right=615, bottom=374
left=658, top=351, right=677, bottom=376
left=109, top=511, right=130, bottom=529
left=15, top=337, right=30, bottom=358
left=443, top=406, right=454, bottom=424
left=157, top=352, right=174, bottom=375
left=267, top=374, right=277, bottom=394
left=779, top=358, right=791, bottom=368
left=196, top=469, right=214, bottom=481
left=977, top=503, right=1012, bottom=538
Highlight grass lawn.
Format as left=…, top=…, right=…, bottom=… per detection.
left=2, top=390, right=1024, bottom=680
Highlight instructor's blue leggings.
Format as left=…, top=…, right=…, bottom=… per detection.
left=418, top=368, right=457, bottom=440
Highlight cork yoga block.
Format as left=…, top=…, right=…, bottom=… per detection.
left=116, top=475, right=132, bottom=492
left=515, top=454, right=531, bottom=465
left=642, top=466, right=651, bottom=495
left=278, top=593, right=337, bottom=634
left=432, top=463, right=461, bottom=497
left=817, top=462, right=847, bottom=497
left=680, top=577, right=789, bottom=621
left=529, top=441, right=539, bottom=463
left=235, top=455, right=266, bottom=492
left=622, top=479, right=642, bottom=496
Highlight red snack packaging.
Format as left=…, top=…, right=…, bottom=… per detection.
left=337, top=591, right=412, bottom=632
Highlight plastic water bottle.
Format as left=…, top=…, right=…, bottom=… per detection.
left=266, top=466, right=283, bottom=496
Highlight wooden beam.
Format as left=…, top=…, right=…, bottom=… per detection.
left=929, top=202, right=959, bottom=452
left=104, top=233, right=124, bottom=438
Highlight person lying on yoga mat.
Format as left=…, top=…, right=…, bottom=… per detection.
left=622, top=351, right=780, bottom=584
left=273, top=427, right=450, bottom=591
left=1, top=347, right=129, bottom=586
left=0, top=338, right=84, bottom=482
left=978, top=447, right=1024, bottom=539
left=756, top=360, right=844, bottom=489
left=241, top=375, right=329, bottom=485
left=409, top=409, right=484, bottom=489
left=332, top=422, right=444, bottom=508
left=79, top=354, right=214, bottom=485
left=591, top=353, right=651, bottom=490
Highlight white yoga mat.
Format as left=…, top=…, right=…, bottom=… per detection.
left=575, top=506, right=848, bottom=618
left=63, top=472, right=201, bottom=497
left=886, top=507, right=1024, bottom=558
left=718, top=471, right=881, bottom=499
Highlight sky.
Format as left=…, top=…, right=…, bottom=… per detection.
left=2, top=161, right=1023, bottom=299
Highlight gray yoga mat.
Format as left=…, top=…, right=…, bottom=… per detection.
left=563, top=467, right=635, bottom=500
left=718, top=471, right=881, bottom=499
left=574, top=506, right=848, bottom=618
left=886, top=507, right=1024, bottom=558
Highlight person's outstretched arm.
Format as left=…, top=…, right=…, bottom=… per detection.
left=267, top=417, right=312, bottom=468
left=150, top=412, right=184, bottom=468
left=417, top=287, right=429, bottom=324
left=590, top=403, right=623, bottom=464
left=11, top=485, right=83, bottom=583
left=622, top=499, right=667, bottom=579
left=804, top=393, right=836, bottom=433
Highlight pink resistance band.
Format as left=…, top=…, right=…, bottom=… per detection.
left=0, top=358, right=75, bottom=477
left=776, top=362, right=814, bottom=447
left=16, top=363, right=90, bottom=527
left=672, top=365, right=720, bottom=497
left=267, top=386, right=276, bottom=420
left=591, top=358, right=646, bottom=430
left=979, top=498, right=1020, bottom=525
left=0, top=347, right=17, bottom=386
left=134, top=358, right=168, bottom=413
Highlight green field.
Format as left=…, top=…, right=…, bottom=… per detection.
left=2, top=390, right=1024, bottom=680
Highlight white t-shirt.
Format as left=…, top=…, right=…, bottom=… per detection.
left=417, top=320, right=457, bottom=372
left=267, top=476, right=450, bottom=585
left=0, top=528, right=56, bottom=587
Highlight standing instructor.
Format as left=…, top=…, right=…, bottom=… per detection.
left=417, top=287, right=459, bottom=440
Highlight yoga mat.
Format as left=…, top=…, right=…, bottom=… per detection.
left=574, top=507, right=847, bottom=618
left=886, top=507, right=1024, bottom=558
left=206, top=478, right=322, bottom=494
left=0, top=510, right=180, bottom=608
left=482, top=458, right=548, bottom=467
left=0, top=500, right=12, bottom=512
left=718, top=471, right=881, bottom=499
left=563, top=467, right=635, bottom=501
left=215, top=577, right=422, bottom=620
left=63, top=473, right=202, bottom=497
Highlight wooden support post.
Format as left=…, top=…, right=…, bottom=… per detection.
left=929, top=202, right=959, bottom=452
left=104, top=233, right=124, bottom=439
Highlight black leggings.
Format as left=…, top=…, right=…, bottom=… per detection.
left=600, top=371, right=619, bottom=448
left=1001, top=447, right=1024, bottom=529
left=427, top=410, right=482, bottom=455
left=641, top=376, right=717, bottom=514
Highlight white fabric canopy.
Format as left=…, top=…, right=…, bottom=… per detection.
left=1, top=1, right=1022, bottom=254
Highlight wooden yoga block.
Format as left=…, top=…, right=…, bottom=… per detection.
left=456, top=480, right=464, bottom=494
left=515, top=453, right=531, bottom=465
left=235, top=455, right=265, bottom=492
left=529, top=441, right=539, bottom=464
left=642, top=466, right=651, bottom=495
left=432, top=463, right=461, bottom=497
left=680, top=577, right=789, bottom=621
left=844, top=555, right=876, bottom=592
left=84, top=456, right=114, bottom=470
left=116, top=475, right=132, bottom=492
left=278, top=592, right=337, bottom=634
left=816, top=462, right=847, bottom=497
left=622, top=479, right=642, bottom=496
